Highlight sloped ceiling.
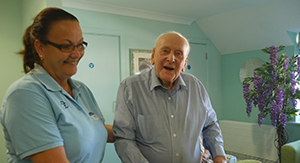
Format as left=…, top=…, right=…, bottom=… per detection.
left=63, top=0, right=300, bottom=55
left=196, top=0, right=300, bottom=54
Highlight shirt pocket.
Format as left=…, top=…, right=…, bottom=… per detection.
left=137, top=114, right=163, bottom=143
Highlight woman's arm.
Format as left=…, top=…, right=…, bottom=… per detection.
left=201, top=149, right=211, bottom=162
left=105, top=124, right=116, bottom=143
left=29, top=146, right=70, bottom=163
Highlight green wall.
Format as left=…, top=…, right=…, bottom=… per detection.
left=0, top=0, right=23, bottom=103
left=0, top=0, right=47, bottom=162
left=221, top=46, right=300, bottom=142
left=0, top=1, right=23, bottom=162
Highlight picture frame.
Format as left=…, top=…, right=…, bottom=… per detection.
left=130, top=49, right=153, bottom=75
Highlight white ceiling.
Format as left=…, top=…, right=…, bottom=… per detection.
left=63, top=0, right=300, bottom=55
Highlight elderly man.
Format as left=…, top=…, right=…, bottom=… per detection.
left=113, top=31, right=227, bottom=163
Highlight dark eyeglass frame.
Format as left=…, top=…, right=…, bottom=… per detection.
left=43, top=40, right=88, bottom=52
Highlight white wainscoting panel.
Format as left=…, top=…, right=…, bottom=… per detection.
left=219, top=120, right=277, bottom=161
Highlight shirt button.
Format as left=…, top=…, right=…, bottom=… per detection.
left=176, top=153, right=179, bottom=157
left=171, top=115, right=174, bottom=118
left=173, top=134, right=177, bottom=137
left=168, top=97, right=171, bottom=100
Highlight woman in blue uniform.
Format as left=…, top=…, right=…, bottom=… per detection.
left=0, top=7, right=114, bottom=163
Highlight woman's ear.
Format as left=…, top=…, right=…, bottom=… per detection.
left=34, top=40, right=45, bottom=60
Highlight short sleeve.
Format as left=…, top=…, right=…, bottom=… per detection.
left=2, top=87, right=63, bottom=159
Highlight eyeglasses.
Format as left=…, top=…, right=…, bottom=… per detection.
left=43, top=40, right=88, bottom=52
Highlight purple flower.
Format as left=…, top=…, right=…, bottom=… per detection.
left=270, top=100, right=279, bottom=127
left=284, top=57, right=289, bottom=70
left=291, top=71, right=295, bottom=78
left=279, top=113, right=287, bottom=127
left=243, top=82, right=253, bottom=117
left=269, top=45, right=278, bottom=66
left=291, top=72, right=297, bottom=95
left=292, top=99, right=297, bottom=108
left=263, top=85, right=271, bottom=98
left=275, top=88, right=285, bottom=109
left=253, top=72, right=262, bottom=108
left=257, top=95, right=265, bottom=112
left=258, top=113, right=265, bottom=126
left=257, top=85, right=273, bottom=113
left=246, top=99, right=253, bottom=117
left=253, top=72, right=262, bottom=93
left=243, top=82, right=250, bottom=99
left=297, top=57, right=300, bottom=75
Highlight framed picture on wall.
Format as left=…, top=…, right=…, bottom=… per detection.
left=130, top=49, right=153, bottom=75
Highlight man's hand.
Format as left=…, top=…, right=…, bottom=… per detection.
left=214, top=156, right=227, bottom=163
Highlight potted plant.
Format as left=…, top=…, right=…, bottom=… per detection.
left=242, top=45, right=300, bottom=163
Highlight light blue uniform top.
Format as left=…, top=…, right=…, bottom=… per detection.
left=0, top=65, right=107, bottom=163
left=113, top=67, right=226, bottom=163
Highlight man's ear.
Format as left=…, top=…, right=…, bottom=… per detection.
left=181, top=57, right=188, bottom=72
left=151, top=48, right=155, bottom=65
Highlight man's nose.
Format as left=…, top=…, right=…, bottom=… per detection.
left=166, top=52, right=175, bottom=62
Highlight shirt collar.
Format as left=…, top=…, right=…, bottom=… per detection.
left=30, top=64, right=80, bottom=92
left=150, top=66, right=187, bottom=91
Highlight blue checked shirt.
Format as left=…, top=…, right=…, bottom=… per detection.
left=113, top=67, right=226, bottom=163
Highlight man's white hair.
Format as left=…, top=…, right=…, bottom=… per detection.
left=154, top=31, right=190, bottom=55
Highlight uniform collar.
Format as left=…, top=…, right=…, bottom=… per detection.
left=30, top=64, right=80, bottom=92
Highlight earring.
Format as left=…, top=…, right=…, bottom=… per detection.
left=40, top=55, right=43, bottom=60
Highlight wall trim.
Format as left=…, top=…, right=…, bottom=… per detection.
left=63, top=0, right=196, bottom=25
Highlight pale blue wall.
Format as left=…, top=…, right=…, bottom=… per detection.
left=221, top=46, right=300, bottom=142
left=63, top=7, right=223, bottom=118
